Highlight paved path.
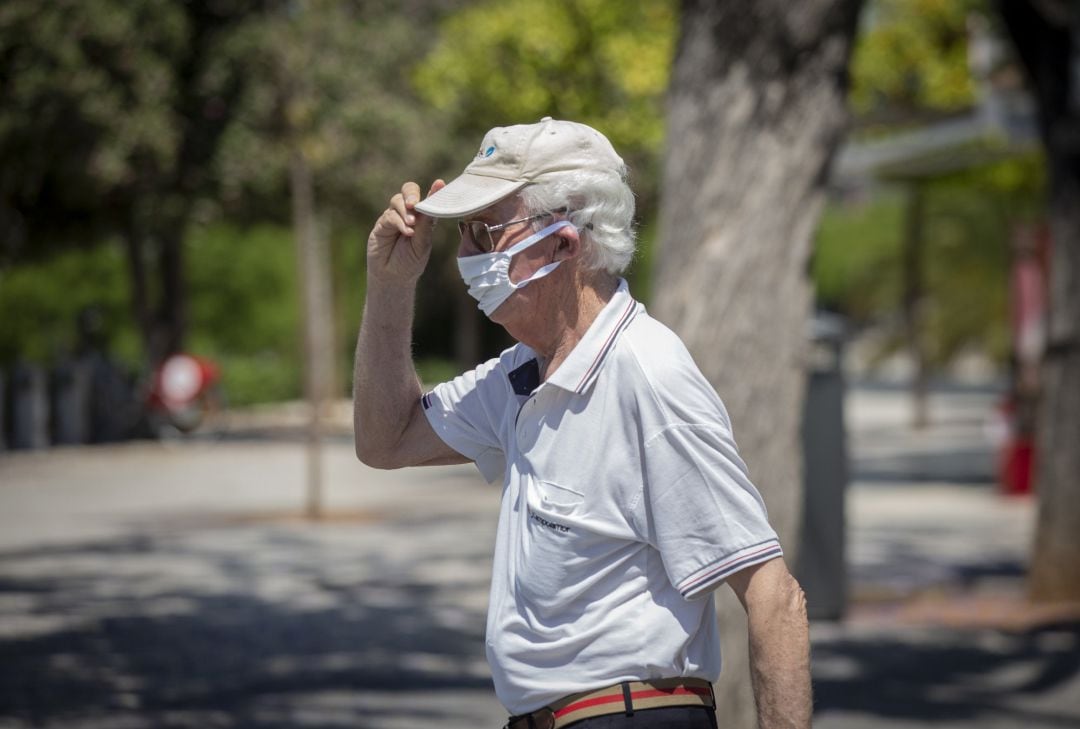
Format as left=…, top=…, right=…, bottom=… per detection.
left=0, top=384, right=1077, bottom=728
left=813, top=385, right=1080, bottom=729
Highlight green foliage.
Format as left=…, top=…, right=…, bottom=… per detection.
left=332, top=227, right=368, bottom=397
left=1, top=0, right=462, bottom=400
left=0, top=0, right=186, bottom=192
left=185, top=223, right=303, bottom=403
left=416, top=357, right=461, bottom=388
left=0, top=244, right=141, bottom=365
left=186, top=224, right=298, bottom=354
left=414, top=0, right=675, bottom=183
left=215, top=352, right=300, bottom=407
left=851, top=0, right=982, bottom=120
left=815, top=152, right=1045, bottom=368
left=920, top=187, right=1011, bottom=365
left=217, top=1, right=461, bottom=226
left=833, top=0, right=1048, bottom=371
left=918, top=152, right=1045, bottom=365
left=0, top=0, right=255, bottom=261
left=814, top=192, right=906, bottom=319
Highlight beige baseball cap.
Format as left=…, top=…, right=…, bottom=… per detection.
left=414, top=117, right=624, bottom=218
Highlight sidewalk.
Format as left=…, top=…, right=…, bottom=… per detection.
left=0, top=440, right=506, bottom=729
left=0, top=384, right=1077, bottom=728
left=812, top=383, right=1080, bottom=729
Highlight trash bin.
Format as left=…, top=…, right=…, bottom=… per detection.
left=10, top=362, right=49, bottom=450
left=797, top=312, right=849, bottom=620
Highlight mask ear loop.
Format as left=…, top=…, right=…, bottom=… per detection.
left=503, top=220, right=575, bottom=258
left=504, top=220, right=577, bottom=290
left=509, top=260, right=562, bottom=290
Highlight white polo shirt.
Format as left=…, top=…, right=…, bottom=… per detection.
left=422, top=279, right=782, bottom=715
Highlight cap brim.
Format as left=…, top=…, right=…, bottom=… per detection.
left=413, top=173, right=527, bottom=218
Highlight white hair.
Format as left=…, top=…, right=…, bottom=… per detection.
left=518, top=167, right=637, bottom=275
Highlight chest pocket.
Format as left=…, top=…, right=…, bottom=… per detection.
left=533, top=479, right=583, bottom=515
left=515, top=478, right=610, bottom=619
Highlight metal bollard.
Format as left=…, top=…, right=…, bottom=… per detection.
left=797, top=313, right=850, bottom=621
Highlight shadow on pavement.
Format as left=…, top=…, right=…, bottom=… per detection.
left=0, top=518, right=495, bottom=728
left=813, top=621, right=1080, bottom=727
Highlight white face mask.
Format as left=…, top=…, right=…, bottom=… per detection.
left=457, top=219, right=574, bottom=317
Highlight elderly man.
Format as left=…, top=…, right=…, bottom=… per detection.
left=354, top=118, right=810, bottom=729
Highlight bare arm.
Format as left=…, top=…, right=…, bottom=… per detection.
left=727, top=557, right=812, bottom=729
left=353, top=180, right=468, bottom=469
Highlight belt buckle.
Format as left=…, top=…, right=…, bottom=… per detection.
left=535, top=708, right=555, bottom=729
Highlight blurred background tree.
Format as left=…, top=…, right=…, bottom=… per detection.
left=0, top=0, right=274, bottom=366
left=995, top=0, right=1080, bottom=602
left=851, top=0, right=979, bottom=121
left=0, top=0, right=1057, bottom=412
left=818, top=0, right=1044, bottom=385
left=0, top=0, right=464, bottom=403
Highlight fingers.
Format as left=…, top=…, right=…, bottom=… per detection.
left=376, top=206, right=413, bottom=239
left=381, top=179, right=447, bottom=240
left=389, top=192, right=415, bottom=230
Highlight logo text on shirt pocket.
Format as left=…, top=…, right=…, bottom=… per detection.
left=529, top=507, right=571, bottom=534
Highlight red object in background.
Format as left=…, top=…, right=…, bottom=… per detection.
left=150, top=354, right=219, bottom=408
left=999, top=436, right=1034, bottom=496
left=993, top=397, right=1034, bottom=496
left=146, top=354, right=223, bottom=434
left=1010, top=226, right=1049, bottom=367
left=997, top=223, right=1051, bottom=497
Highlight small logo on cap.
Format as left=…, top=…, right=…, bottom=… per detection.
left=478, top=145, right=496, bottom=158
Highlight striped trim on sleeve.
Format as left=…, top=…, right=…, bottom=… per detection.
left=676, top=539, right=784, bottom=599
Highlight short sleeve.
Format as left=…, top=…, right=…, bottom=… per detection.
left=642, top=422, right=783, bottom=599
left=422, top=355, right=508, bottom=483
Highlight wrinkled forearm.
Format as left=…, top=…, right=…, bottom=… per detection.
left=353, top=279, right=422, bottom=465
left=747, top=574, right=812, bottom=729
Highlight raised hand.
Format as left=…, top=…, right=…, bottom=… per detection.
left=366, top=179, right=446, bottom=284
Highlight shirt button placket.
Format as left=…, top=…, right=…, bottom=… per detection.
left=516, top=395, right=538, bottom=449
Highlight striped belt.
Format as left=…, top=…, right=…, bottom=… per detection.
left=506, top=677, right=715, bottom=729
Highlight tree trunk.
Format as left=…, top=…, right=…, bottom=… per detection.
left=156, top=224, right=189, bottom=362
left=291, top=145, right=334, bottom=520
left=998, top=0, right=1080, bottom=602
left=653, top=0, right=863, bottom=724
left=903, top=183, right=930, bottom=429
left=124, top=208, right=188, bottom=367
left=123, top=217, right=154, bottom=368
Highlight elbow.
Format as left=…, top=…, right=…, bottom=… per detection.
left=356, top=447, right=396, bottom=470
left=355, top=445, right=396, bottom=470
left=354, top=435, right=399, bottom=470
left=777, top=567, right=808, bottom=616
left=790, top=576, right=808, bottom=619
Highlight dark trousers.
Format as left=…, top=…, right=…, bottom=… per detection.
left=565, top=706, right=718, bottom=728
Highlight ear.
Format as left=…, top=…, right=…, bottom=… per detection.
left=551, top=224, right=581, bottom=262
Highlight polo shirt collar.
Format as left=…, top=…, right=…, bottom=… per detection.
left=543, top=278, right=640, bottom=394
